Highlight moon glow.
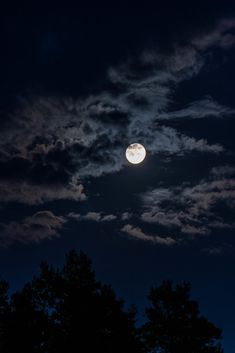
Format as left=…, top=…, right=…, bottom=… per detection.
left=126, top=143, right=146, bottom=164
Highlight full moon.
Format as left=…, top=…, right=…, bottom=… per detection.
left=126, top=143, right=146, bottom=164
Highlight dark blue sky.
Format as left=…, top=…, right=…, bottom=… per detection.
left=0, top=5, right=235, bottom=352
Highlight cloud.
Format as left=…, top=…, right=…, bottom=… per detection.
left=121, top=212, right=132, bottom=221
left=0, top=211, right=66, bottom=246
left=0, top=19, right=233, bottom=205
left=141, top=168, right=235, bottom=236
left=68, top=212, right=117, bottom=222
left=0, top=210, right=118, bottom=246
left=192, top=19, right=235, bottom=50
left=102, top=214, right=117, bottom=221
left=121, top=224, right=176, bottom=245
left=147, top=125, right=223, bottom=154
left=0, top=180, right=86, bottom=205
left=156, top=97, right=234, bottom=120
left=211, top=165, right=235, bottom=177
left=202, top=244, right=235, bottom=256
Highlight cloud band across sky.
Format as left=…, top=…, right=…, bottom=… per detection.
left=0, top=18, right=235, bottom=250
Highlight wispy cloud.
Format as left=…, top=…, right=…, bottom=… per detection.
left=0, top=19, right=234, bottom=206
left=121, top=224, right=176, bottom=245
left=0, top=211, right=66, bottom=246
left=192, top=18, right=235, bottom=50
left=141, top=166, right=235, bottom=236
left=68, top=212, right=117, bottom=222
left=202, top=243, right=235, bottom=256
left=0, top=180, right=86, bottom=205
left=121, top=212, right=132, bottom=221
left=157, top=98, right=234, bottom=120
left=211, top=165, right=235, bottom=177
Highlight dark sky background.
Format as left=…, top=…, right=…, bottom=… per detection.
left=0, top=4, right=235, bottom=352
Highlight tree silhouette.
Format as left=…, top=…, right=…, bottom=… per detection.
left=11, top=250, right=143, bottom=353
left=55, top=250, right=143, bottom=353
left=6, top=284, right=50, bottom=353
left=142, top=281, right=223, bottom=353
left=0, top=280, right=10, bottom=352
left=0, top=252, right=224, bottom=353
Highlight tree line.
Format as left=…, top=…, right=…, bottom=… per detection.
left=0, top=250, right=223, bottom=353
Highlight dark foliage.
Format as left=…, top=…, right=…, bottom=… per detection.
left=142, top=281, right=223, bottom=353
left=0, top=251, right=223, bottom=353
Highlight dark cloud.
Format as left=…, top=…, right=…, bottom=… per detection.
left=140, top=166, right=235, bottom=237
left=156, top=98, right=234, bottom=120
left=121, top=212, right=132, bottom=221
left=121, top=224, right=176, bottom=246
left=0, top=19, right=234, bottom=206
left=68, top=212, right=117, bottom=222
left=211, top=165, right=235, bottom=177
left=0, top=180, right=86, bottom=205
left=202, top=243, right=235, bottom=256
left=192, top=18, right=235, bottom=50
left=0, top=211, right=66, bottom=246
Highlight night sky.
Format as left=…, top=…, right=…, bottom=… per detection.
left=1, top=4, right=235, bottom=352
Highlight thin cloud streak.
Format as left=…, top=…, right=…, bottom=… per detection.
left=121, top=224, right=176, bottom=245
left=68, top=212, right=117, bottom=222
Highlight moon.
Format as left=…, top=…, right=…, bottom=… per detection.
left=126, top=143, right=146, bottom=164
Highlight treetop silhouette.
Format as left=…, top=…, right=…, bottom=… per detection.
left=0, top=250, right=223, bottom=353
left=142, top=281, right=223, bottom=353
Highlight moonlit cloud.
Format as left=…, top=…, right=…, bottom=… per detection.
left=156, top=98, right=234, bottom=120
left=192, top=18, right=235, bottom=50
left=121, top=212, right=132, bottom=221
left=0, top=19, right=234, bottom=249
left=211, top=165, right=235, bottom=177
left=141, top=168, right=235, bottom=237
left=202, top=244, right=235, bottom=256
left=0, top=180, right=86, bottom=205
left=1, top=20, right=233, bottom=206
left=0, top=211, right=66, bottom=246
left=68, top=212, right=117, bottom=222
left=0, top=210, right=118, bottom=247
left=121, top=224, right=176, bottom=245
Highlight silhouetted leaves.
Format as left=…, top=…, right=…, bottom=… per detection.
left=0, top=280, right=10, bottom=352
left=142, top=281, right=223, bottom=353
left=0, top=253, right=223, bottom=353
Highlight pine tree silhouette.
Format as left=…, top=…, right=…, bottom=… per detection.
left=142, top=281, right=223, bottom=353
left=3, top=250, right=142, bottom=353
left=0, top=252, right=224, bottom=353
